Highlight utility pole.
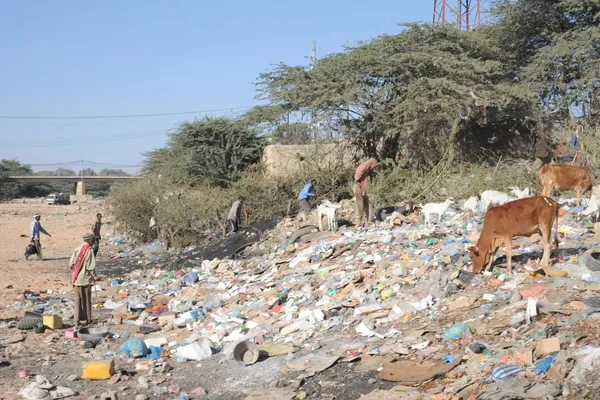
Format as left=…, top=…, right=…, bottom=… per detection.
left=309, top=40, right=317, bottom=141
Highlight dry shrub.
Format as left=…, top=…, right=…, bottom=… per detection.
left=371, top=160, right=536, bottom=206
left=107, top=156, right=354, bottom=249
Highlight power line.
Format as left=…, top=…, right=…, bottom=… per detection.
left=0, top=106, right=254, bottom=120
left=2, top=130, right=170, bottom=148
left=23, top=160, right=141, bottom=168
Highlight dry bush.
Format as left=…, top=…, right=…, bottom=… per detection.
left=371, top=160, right=536, bottom=206
left=106, top=155, right=354, bottom=248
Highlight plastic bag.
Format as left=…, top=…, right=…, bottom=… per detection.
left=443, top=323, right=473, bottom=341
left=119, top=338, right=149, bottom=358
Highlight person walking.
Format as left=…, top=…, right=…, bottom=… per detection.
left=226, top=196, right=245, bottom=236
left=353, top=158, right=378, bottom=226
left=28, top=214, right=51, bottom=260
left=297, top=180, right=316, bottom=222
left=91, top=213, right=102, bottom=257
left=533, top=128, right=556, bottom=171
left=69, top=232, right=97, bottom=328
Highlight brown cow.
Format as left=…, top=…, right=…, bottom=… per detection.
left=537, top=164, right=595, bottom=206
left=469, top=196, right=559, bottom=274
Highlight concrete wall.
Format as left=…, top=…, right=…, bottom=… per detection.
left=262, top=142, right=357, bottom=177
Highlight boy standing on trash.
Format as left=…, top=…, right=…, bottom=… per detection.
left=69, top=232, right=97, bottom=328
left=226, top=196, right=245, bottom=236
left=354, top=158, right=378, bottom=226
left=91, top=213, right=102, bottom=257
left=28, top=214, right=51, bottom=260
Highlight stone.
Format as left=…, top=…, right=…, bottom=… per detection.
left=100, top=391, right=118, bottom=400
left=191, top=386, right=207, bottom=397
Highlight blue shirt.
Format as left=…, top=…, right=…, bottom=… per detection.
left=30, top=220, right=49, bottom=240
left=298, top=183, right=315, bottom=200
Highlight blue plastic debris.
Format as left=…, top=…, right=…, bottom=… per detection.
left=183, top=272, right=199, bottom=284
left=442, top=354, right=456, bottom=363
left=533, top=354, right=557, bottom=375
left=489, top=364, right=525, bottom=382
left=147, top=345, right=163, bottom=359
left=119, top=338, right=149, bottom=358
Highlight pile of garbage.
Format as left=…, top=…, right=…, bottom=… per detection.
left=4, top=198, right=600, bottom=399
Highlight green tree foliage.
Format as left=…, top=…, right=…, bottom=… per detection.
left=143, top=117, right=265, bottom=187
left=253, top=24, right=533, bottom=169
left=0, top=159, right=33, bottom=200
left=98, top=168, right=129, bottom=176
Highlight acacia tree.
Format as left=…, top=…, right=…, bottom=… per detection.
left=143, top=117, right=265, bottom=187
left=253, top=24, right=533, bottom=169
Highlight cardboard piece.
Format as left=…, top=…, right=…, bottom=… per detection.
left=535, top=337, right=560, bottom=357
left=377, top=359, right=461, bottom=383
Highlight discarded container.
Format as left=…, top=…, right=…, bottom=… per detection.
left=175, top=339, right=213, bottom=361
left=77, top=327, right=109, bottom=342
left=82, top=360, right=115, bottom=380
left=42, top=315, right=63, bottom=330
left=65, top=330, right=77, bottom=339
left=183, top=272, right=199, bottom=284
left=233, top=341, right=260, bottom=366
left=19, top=369, right=29, bottom=379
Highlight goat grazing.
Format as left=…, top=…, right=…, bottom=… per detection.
left=421, top=198, right=454, bottom=227
left=481, top=190, right=514, bottom=211
left=317, top=200, right=341, bottom=232
left=462, top=196, right=479, bottom=214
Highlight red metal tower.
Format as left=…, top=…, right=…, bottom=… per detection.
left=433, top=0, right=483, bottom=31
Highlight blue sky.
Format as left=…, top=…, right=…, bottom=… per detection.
left=0, top=1, right=430, bottom=173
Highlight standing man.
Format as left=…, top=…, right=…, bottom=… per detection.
left=70, top=232, right=97, bottom=328
left=533, top=128, right=556, bottom=171
left=226, top=196, right=245, bottom=236
left=28, top=214, right=51, bottom=260
left=297, top=180, right=316, bottom=221
left=92, top=213, right=102, bottom=257
left=354, top=158, right=378, bottom=226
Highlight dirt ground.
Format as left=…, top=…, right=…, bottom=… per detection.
left=0, top=198, right=107, bottom=306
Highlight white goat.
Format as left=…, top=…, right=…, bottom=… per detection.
left=317, top=200, right=341, bottom=232
left=421, top=198, right=454, bottom=227
left=509, top=186, right=531, bottom=199
left=480, top=190, right=514, bottom=211
left=462, top=196, right=479, bottom=214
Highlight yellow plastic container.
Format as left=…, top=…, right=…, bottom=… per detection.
left=82, top=360, right=115, bottom=380
left=42, top=315, right=63, bottom=330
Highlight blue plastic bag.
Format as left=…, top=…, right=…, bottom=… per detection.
left=533, top=354, right=557, bottom=375
left=119, top=338, right=149, bottom=358
left=147, top=345, right=163, bottom=360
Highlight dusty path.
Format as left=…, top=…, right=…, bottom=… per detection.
left=0, top=199, right=107, bottom=313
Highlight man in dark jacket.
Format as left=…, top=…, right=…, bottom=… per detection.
left=533, top=128, right=556, bottom=171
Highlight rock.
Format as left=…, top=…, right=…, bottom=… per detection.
left=67, top=375, right=79, bottom=382
left=135, top=395, right=148, bottom=400
left=100, top=391, right=118, bottom=400
left=191, top=386, right=208, bottom=397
